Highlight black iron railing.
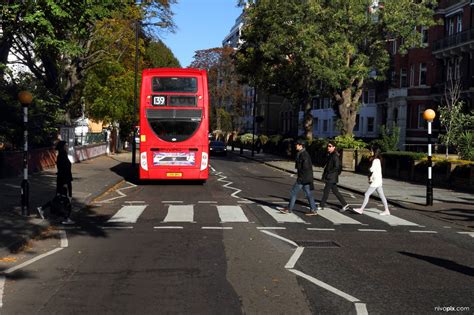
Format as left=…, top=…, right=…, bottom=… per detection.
left=432, top=28, right=474, bottom=52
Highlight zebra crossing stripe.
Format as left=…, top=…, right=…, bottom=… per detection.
left=163, top=204, right=194, bottom=222
left=317, top=208, right=363, bottom=225
left=107, top=205, right=147, bottom=223
left=217, top=205, right=249, bottom=223
left=260, top=206, right=306, bottom=223
left=363, top=208, right=420, bottom=226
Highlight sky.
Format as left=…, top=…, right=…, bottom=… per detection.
left=161, top=0, right=243, bottom=68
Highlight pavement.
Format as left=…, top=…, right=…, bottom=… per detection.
left=0, top=148, right=472, bottom=260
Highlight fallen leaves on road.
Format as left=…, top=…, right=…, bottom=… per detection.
left=0, top=257, right=17, bottom=263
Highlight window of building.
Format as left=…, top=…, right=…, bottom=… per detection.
left=410, top=65, right=415, bottom=86
left=312, top=97, right=320, bottom=110
left=323, top=98, right=330, bottom=109
left=354, top=114, right=360, bottom=132
left=313, top=117, right=319, bottom=133
left=368, top=89, right=375, bottom=103
left=448, top=17, right=454, bottom=35
left=456, top=14, right=462, bottom=33
left=367, top=117, right=375, bottom=133
left=323, top=120, right=328, bottom=132
left=417, top=105, right=426, bottom=129
left=419, top=63, right=427, bottom=86
left=421, top=26, right=429, bottom=45
left=400, top=68, right=408, bottom=87
left=392, top=40, right=397, bottom=54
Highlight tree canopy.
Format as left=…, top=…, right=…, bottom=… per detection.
left=190, top=47, right=244, bottom=134
left=235, top=0, right=437, bottom=139
left=0, top=1, right=178, bottom=148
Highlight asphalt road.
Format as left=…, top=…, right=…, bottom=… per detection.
left=2, top=153, right=473, bottom=314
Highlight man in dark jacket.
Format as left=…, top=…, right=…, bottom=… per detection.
left=319, top=140, right=351, bottom=212
left=280, top=139, right=318, bottom=215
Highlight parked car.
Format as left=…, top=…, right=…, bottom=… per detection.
left=209, top=141, right=227, bottom=156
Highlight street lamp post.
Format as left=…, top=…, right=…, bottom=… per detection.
left=423, top=108, right=436, bottom=206
left=18, top=90, right=33, bottom=216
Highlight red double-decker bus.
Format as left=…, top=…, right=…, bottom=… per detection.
left=139, top=68, right=209, bottom=181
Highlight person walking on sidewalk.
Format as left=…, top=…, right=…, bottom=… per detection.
left=280, top=139, right=319, bottom=216
left=37, top=140, right=75, bottom=224
left=319, top=140, right=352, bottom=212
left=353, top=148, right=390, bottom=215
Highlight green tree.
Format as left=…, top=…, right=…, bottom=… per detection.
left=438, top=77, right=474, bottom=158
left=144, top=40, right=180, bottom=68
left=1, top=1, right=175, bottom=117
left=235, top=0, right=437, bottom=139
left=190, top=47, right=244, bottom=134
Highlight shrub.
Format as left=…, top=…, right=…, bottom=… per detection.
left=457, top=131, right=474, bottom=161
left=239, top=133, right=255, bottom=145
left=335, top=135, right=367, bottom=149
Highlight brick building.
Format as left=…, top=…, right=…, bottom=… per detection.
left=386, top=0, right=474, bottom=151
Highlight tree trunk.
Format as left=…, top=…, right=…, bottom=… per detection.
left=303, top=97, right=313, bottom=140
left=334, top=84, right=362, bottom=136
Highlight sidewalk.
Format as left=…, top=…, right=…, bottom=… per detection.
left=230, top=147, right=473, bottom=230
left=0, top=152, right=133, bottom=257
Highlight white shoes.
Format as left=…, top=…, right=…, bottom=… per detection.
left=62, top=218, right=75, bottom=225
left=352, top=208, right=363, bottom=214
left=379, top=210, right=391, bottom=216
left=36, top=207, right=45, bottom=219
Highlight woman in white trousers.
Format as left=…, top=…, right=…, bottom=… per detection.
left=353, top=148, right=390, bottom=215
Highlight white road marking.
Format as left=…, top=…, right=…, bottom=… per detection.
left=285, top=247, right=305, bottom=269
left=217, top=205, right=249, bottom=223
left=163, top=204, right=194, bottom=222
left=237, top=200, right=253, bottom=204
left=162, top=201, right=183, bottom=204
left=154, top=226, right=183, bottom=229
left=458, top=232, right=474, bottom=238
left=260, top=230, right=298, bottom=247
left=198, top=201, right=217, bottom=204
left=358, top=229, right=387, bottom=232
left=256, top=227, right=286, bottom=230
left=260, top=205, right=306, bottom=223
left=202, top=227, right=233, bottom=230
left=261, top=229, right=368, bottom=315
left=59, top=229, right=68, bottom=248
left=317, top=208, right=362, bottom=225
left=107, top=205, right=147, bottom=224
left=0, top=276, right=4, bottom=308
left=362, top=208, right=420, bottom=226
left=409, top=230, right=438, bottom=234
left=0, top=230, right=68, bottom=309
left=307, top=228, right=336, bottom=231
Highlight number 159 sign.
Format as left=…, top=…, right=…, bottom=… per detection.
left=152, top=95, right=166, bottom=106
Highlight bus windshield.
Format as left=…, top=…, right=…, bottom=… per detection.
left=152, top=77, right=197, bottom=93
left=146, top=108, right=202, bottom=142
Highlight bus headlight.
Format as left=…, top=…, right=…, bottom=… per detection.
left=200, top=152, right=208, bottom=171
left=140, top=152, right=148, bottom=171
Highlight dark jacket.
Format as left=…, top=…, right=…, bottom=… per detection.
left=295, top=148, right=314, bottom=186
left=322, top=151, right=341, bottom=184
left=57, top=151, right=72, bottom=183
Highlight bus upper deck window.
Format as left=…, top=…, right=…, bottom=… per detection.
left=152, top=77, right=197, bottom=93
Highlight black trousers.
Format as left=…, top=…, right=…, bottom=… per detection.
left=57, top=179, right=72, bottom=198
left=320, top=182, right=347, bottom=207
